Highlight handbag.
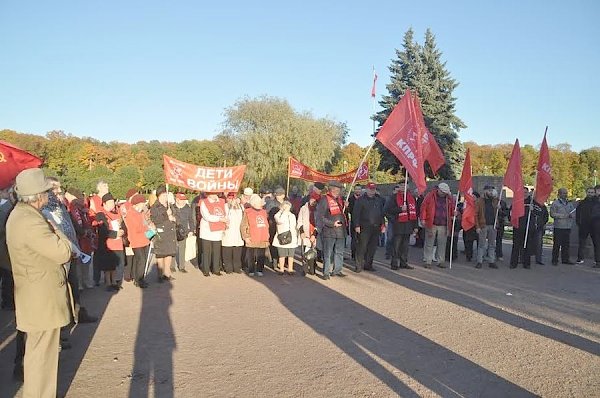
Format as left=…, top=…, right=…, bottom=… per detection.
left=276, top=213, right=293, bottom=245
left=277, top=230, right=292, bottom=245
left=176, top=224, right=186, bottom=241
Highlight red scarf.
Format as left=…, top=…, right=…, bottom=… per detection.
left=396, top=192, right=417, bottom=222
left=327, top=194, right=344, bottom=214
left=203, top=198, right=226, bottom=231
left=246, top=208, right=270, bottom=242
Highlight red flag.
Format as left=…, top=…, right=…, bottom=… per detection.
left=0, top=141, right=43, bottom=189
left=375, top=89, right=426, bottom=193
left=371, top=69, right=378, bottom=98
left=412, top=95, right=445, bottom=174
left=458, top=149, right=476, bottom=231
left=503, top=139, right=524, bottom=228
left=534, top=131, right=552, bottom=204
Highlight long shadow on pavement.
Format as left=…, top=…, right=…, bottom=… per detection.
left=129, top=279, right=175, bottom=398
left=0, top=287, right=113, bottom=398
left=368, top=259, right=600, bottom=357
left=256, top=273, right=535, bottom=398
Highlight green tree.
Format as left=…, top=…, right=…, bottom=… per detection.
left=375, top=28, right=466, bottom=179
left=221, top=96, right=347, bottom=187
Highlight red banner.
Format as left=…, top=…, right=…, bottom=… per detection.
left=375, top=89, right=427, bottom=193
left=504, top=140, right=524, bottom=228
left=288, top=157, right=369, bottom=184
left=534, top=131, right=552, bottom=204
left=0, top=141, right=43, bottom=189
left=163, top=155, right=246, bottom=192
left=458, top=149, right=476, bottom=231
left=413, top=96, right=445, bottom=174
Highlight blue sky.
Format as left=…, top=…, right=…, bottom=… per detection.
left=1, top=1, right=598, bottom=151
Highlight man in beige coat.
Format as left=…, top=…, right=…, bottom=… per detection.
left=6, top=168, right=73, bottom=398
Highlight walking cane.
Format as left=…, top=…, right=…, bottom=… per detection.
left=143, top=243, right=154, bottom=278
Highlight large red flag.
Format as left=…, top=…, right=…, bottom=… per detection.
left=0, top=141, right=43, bottom=189
left=458, top=149, right=476, bottom=231
left=412, top=95, right=445, bottom=174
left=534, top=131, right=552, bottom=204
left=504, top=139, right=524, bottom=228
left=375, top=90, right=426, bottom=193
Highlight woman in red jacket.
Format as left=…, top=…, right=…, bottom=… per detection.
left=123, top=194, right=151, bottom=288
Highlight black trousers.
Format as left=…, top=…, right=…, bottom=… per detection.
left=131, top=245, right=149, bottom=282
left=552, top=228, right=571, bottom=263
left=222, top=246, right=243, bottom=273
left=15, top=330, right=25, bottom=367
left=201, top=239, right=222, bottom=274
left=246, top=247, right=266, bottom=273
left=195, top=236, right=203, bottom=268
left=391, top=233, right=411, bottom=269
left=463, top=228, right=478, bottom=261
left=496, top=225, right=505, bottom=258
left=356, top=225, right=380, bottom=271
left=350, top=223, right=358, bottom=259
left=511, top=228, right=536, bottom=267
left=577, top=224, right=592, bottom=261
left=591, top=220, right=600, bottom=263
left=0, top=267, right=14, bottom=308
left=445, top=235, right=459, bottom=261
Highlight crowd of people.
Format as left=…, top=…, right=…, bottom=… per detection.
left=1, top=167, right=600, bottom=397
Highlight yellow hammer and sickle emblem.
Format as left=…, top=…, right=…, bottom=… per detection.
left=0, top=151, right=6, bottom=163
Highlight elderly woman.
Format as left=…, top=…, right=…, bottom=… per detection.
left=123, top=194, right=151, bottom=288
left=199, top=191, right=228, bottom=276
left=240, top=194, right=270, bottom=276
left=297, top=191, right=320, bottom=275
left=222, top=192, right=244, bottom=273
left=150, top=185, right=176, bottom=282
left=273, top=200, right=298, bottom=275
left=95, top=193, right=125, bottom=291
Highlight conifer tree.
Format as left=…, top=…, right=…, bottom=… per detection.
left=375, top=28, right=466, bottom=179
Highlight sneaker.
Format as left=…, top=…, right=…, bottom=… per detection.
left=256, top=272, right=264, bottom=277
left=475, top=263, right=482, bottom=269
left=180, top=269, right=188, bottom=273
left=437, top=263, right=447, bottom=269
left=424, top=263, right=431, bottom=269
left=576, top=259, right=584, bottom=264
left=498, top=256, right=504, bottom=261
left=248, top=272, right=255, bottom=276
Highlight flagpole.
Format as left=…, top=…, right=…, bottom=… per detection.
left=345, top=67, right=377, bottom=204
left=403, top=169, right=409, bottom=203
left=493, top=189, right=504, bottom=230
left=345, top=139, right=375, bottom=203
left=286, top=157, right=291, bottom=196
left=524, top=179, right=536, bottom=248
left=449, top=192, right=459, bottom=270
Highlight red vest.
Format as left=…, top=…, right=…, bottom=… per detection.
left=396, top=192, right=417, bottom=222
left=246, top=208, right=270, bottom=242
left=204, top=198, right=226, bottom=231
left=100, top=210, right=124, bottom=251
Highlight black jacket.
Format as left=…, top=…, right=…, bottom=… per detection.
left=173, top=204, right=196, bottom=236
left=576, top=197, right=595, bottom=227
left=316, top=195, right=347, bottom=239
left=384, top=194, right=417, bottom=235
left=353, top=194, right=385, bottom=229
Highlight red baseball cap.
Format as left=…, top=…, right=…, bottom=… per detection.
left=366, top=182, right=377, bottom=190
left=175, top=193, right=187, bottom=200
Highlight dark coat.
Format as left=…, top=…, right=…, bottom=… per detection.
left=0, top=200, right=14, bottom=270
left=150, top=202, right=177, bottom=257
left=173, top=203, right=195, bottom=237
left=384, top=194, right=417, bottom=235
left=316, top=195, right=347, bottom=239
left=353, top=194, right=385, bottom=229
